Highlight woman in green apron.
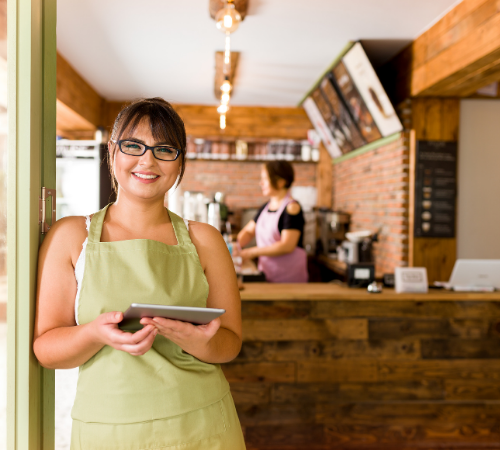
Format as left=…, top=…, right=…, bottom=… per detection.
left=33, top=98, right=246, bottom=449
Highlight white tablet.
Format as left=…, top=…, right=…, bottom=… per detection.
left=119, top=303, right=226, bottom=332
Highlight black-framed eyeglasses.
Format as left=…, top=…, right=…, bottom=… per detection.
left=113, top=139, right=181, bottom=161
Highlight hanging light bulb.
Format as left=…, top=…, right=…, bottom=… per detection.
left=217, top=104, right=229, bottom=114
left=215, top=0, right=242, bottom=35
left=221, top=93, right=230, bottom=105
left=220, top=114, right=226, bottom=130
left=221, top=78, right=232, bottom=93
left=220, top=77, right=233, bottom=92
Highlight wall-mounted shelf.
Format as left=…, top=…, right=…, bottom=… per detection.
left=186, top=136, right=319, bottom=163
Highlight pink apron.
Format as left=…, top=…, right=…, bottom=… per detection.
left=255, top=195, right=309, bottom=283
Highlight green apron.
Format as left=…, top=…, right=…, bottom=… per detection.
left=71, top=204, right=245, bottom=449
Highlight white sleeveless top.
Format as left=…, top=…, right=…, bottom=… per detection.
left=74, top=215, right=190, bottom=325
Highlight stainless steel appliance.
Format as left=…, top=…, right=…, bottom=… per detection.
left=316, top=209, right=350, bottom=256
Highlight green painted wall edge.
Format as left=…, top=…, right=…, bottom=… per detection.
left=7, top=0, right=57, bottom=449
left=332, top=132, right=402, bottom=164
left=297, top=41, right=355, bottom=107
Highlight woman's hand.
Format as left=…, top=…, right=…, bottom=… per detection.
left=240, top=246, right=259, bottom=260
left=140, top=317, right=221, bottom=357
left=90, top=312, right=158, bottom=356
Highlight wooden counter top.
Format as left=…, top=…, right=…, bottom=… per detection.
left=240, top=282, right=500, bottom=301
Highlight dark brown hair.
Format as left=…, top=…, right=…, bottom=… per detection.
left=108, top=97, right=187, bottom=192
left=265, top=161, right=295, bottom=189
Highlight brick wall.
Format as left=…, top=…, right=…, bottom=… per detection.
left=332, top=133, right=409, bottom=275
left=179, top=160, right=317, bottom=227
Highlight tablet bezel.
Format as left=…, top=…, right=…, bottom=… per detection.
left=118, top=303, right=226, bottom=332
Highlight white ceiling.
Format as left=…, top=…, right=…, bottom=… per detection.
left=57, top=0, right=461, bottom=107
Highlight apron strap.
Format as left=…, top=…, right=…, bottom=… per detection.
left=87, top=203, right=111, bottom=244
left=88, top=204, right=190, bottom=246
left=167, top=210, right=190, bottom=246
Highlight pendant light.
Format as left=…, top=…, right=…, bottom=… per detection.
left=214, top=0, right=243, bottom=130
left=215, top=0, right=242, bottom=35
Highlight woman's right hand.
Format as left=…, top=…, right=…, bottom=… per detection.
left=90, top=312, right=157, bottom=356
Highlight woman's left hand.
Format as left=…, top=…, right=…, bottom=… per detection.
left=140, top=317, right=221, bottom=355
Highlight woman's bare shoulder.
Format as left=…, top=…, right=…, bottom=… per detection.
left=39, top=215, right=89, bottom=265
left=186, top=221, right=224, bottom=246
left=185, top=221, right=227, bottom=261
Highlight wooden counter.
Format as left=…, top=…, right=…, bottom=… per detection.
left=223, top=283, right=500, bottom=450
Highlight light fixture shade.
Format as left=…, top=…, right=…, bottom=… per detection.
left=215, top=2, right=242, bottom=34
left=220, top=114, right=226, bottom=130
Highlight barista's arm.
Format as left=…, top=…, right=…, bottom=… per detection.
left=240, top=229, right=300, bottom=259
left=237, top=220, right=256, bottom=248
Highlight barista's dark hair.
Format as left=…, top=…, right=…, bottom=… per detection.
left=108, top=97, right=186, bottom=192
left=265, top=161, right=295, bottom=189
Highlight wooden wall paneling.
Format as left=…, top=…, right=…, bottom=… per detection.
left=214, top=51, right=239, bottom=99
left=56, top=52, right=103, bottom=130
left=297, top=360, right=378, bottom=383
left=409, top=98, right=460, bottom=283
left=316, top=143, right=333, bottom=208
left=208, top=0, right=248, bottom=20
left=311, top=299, right=500, bottom=319
left=272, top=380, right=444, bottom=403
left=408, top=130, right=416, bottom=266
left=226, top=296, right=500, bottom=449
left=222, top=362, right=296, bottom=383
left=242, top=318, right=368, bottom=341
left=238, top=339, right=420, bottom=362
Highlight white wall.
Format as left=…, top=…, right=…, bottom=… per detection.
left=457, top=99, right=500, bottom=259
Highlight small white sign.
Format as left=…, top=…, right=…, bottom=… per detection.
left=394, top=267, right=428, bottom=294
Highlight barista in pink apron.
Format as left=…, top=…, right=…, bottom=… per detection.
left=238, top=161, right=309, bottom=283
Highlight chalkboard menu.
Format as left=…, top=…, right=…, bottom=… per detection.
left=414, top=141, right=457, bottom=238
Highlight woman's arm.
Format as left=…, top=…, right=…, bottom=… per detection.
left=240, top=229, right=301, bottom=260
left=33, top=217, right=157, bottom=369
left=237, top=220, right=256, bottom=248
left=142, top=222, right=242, bottom=364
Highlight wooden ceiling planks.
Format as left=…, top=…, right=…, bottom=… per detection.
left=208, top=0, right=248, bottom=21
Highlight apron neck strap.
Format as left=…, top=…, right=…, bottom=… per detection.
left=167, top=210, right=189, bottom=246
left=271, top=193, right=292, bottom=215
left=87, top=203, right=111, bottom=244
left=87, top=204, right=191, bottom=246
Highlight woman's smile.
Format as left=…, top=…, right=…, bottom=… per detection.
left=132, top=171, right=160, bottom=183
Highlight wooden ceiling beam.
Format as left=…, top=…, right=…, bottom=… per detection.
left=214, top=51, right=240, bottom=100
left=56, top=52, right=104, bottom=131
left=209, top=0, right=248, bottom=21
left=379, top=0, right=500, bottom=102
left=100, top=102, right=312, bottom=140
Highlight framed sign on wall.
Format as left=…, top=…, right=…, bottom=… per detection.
left=414, top=140, right=457, bottom=238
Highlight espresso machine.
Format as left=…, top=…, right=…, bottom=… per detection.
left=316, top=208, right=350, bottom=256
